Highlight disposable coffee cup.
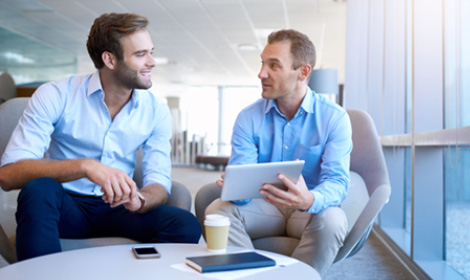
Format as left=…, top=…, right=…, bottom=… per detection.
left=204, top=214, right=230, bottom=253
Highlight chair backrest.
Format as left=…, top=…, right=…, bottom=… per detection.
left=0, top=97, right=29, bottom=264
left=333, top=109, right=391, bottom=262
left=0, top=98, right=28, bottom=248
left=0, top=72, right=17, bottom=104
left=0, top=97, right=29, bottom=156
left=347, top=109, right=390, bottom=196
left=339, top=109, right=389, bottom=232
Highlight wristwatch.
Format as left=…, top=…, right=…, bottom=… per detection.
left=135, top=191, right=146, bottom=212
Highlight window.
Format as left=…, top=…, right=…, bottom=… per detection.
left=444, top=1, right=470, bottom=278
left=445, top=148, right=470, bottom=279
left=346, top=0, right=470, bottom=279
left=218, top=87, right=260, bottom=155
left=176, top=86, right=260, bottom=157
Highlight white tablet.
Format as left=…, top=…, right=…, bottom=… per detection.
left=221, top=160, right=305, bottom=201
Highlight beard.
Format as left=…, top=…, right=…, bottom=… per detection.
left=114, top=60, right=152, bottom=90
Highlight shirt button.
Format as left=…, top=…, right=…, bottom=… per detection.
left=285, top=146, right=288, bottom=150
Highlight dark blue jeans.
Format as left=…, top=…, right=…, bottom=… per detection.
left=15, top=177, right=201, bottom=261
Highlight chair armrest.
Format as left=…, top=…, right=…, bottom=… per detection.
left=0, top=225, right=16, bottom=264
left=166, top=181, right=192, bottom=211
left=195, top=183, right=221, bottom=231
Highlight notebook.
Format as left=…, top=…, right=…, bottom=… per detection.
left=185, top=251, right=276, bottom=273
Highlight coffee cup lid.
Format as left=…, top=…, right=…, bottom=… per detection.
left=204, top=214, right=230, bottom=226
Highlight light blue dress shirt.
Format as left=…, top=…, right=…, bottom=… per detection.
left=229, top=87, right=352, bottom=213
left=1, top=71, right=172, bottom=196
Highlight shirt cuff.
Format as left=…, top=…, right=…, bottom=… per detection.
left=306, top=190, right=325, bottom=214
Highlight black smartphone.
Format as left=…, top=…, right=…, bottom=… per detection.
left=132, top=246, right=161, bottom=259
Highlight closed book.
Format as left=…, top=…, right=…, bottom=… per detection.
left=185, top=251, right=276, bottom=273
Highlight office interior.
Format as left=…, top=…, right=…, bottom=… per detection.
left=0, top=0, right=469, bottom=279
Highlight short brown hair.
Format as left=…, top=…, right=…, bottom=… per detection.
left=267, top=29, right=316, bottom=70
left=86, top=13, right=149, bottom=69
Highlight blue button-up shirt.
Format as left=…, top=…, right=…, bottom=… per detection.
left=1, top=71, right=172, bottom=195
left=229, top=88, right=352, bottom=213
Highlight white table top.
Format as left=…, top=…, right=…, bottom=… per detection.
left=0, top=244, right=320, bottom=280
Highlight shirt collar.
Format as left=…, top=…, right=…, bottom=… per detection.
left=86, top=71, right=103, bottom=97
left=301, top=87, right=315, bottom=114
left=263, top=87, right=315, bottom=115
left=130, top=89, right=139, bottom=109
left=86, top=71, right=140, bottom=109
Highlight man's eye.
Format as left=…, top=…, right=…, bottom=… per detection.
left=271, top=64, right=280, bottom=69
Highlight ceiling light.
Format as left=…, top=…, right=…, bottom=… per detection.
left=236, top=44, right=259, bottom=51
left=1, top=52, right=35, bottom=64
left=154, top=57, right=169, bottom=65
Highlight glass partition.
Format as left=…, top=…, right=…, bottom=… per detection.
left=0, top=27, right=77, bottom=85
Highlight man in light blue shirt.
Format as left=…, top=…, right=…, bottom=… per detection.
left=206, top=29, right=352, bottom=275
left=0, top=13, right=200, bottom=261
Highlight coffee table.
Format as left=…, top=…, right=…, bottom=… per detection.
left=0, top=244, right=320, bottom=279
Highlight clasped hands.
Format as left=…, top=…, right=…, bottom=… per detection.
left=85, top=160, right=141, bottom=212
left=216, top=172, right=314, bottom=211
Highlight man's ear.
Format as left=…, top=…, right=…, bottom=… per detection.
left=102, top=51, right=117, bottom=70
left=299, top=64, right=312, bottom=82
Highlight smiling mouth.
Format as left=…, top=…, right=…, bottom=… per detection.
left=140, top=71, right=152, bottom=79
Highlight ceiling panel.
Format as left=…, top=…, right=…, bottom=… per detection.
left=202, top=0, right=258, bottom=46
left=243, top=0, right=287, bottom=29
left=0, top=0, right=347, bottom=88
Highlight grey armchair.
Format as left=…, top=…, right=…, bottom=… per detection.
left=0, top=72, right=16, bottom=104
left=195, top=109, right=391, bottom=264
left=0, top=97, right=192, bottom=264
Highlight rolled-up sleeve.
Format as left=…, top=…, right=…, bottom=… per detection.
left=1, top=83, right=63, bottom=166
left=141, top=103, right=172, bottom=194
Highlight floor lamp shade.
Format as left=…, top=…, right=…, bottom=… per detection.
left=308, top=69, right=338, bottom=95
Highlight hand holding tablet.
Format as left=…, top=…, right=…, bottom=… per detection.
left=220, top=160, right=305, bottom=201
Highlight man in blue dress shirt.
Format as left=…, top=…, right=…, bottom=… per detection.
left=206, top=29, right=352, bottom=275
left=0, top=13, right=200, bottom=261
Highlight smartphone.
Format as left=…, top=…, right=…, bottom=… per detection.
left=132, top=246, right=161, bottom=259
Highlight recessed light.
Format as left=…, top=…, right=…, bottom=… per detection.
left=236, top=44, right=259, bottom=51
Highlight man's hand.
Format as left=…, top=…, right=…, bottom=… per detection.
left=259, top=174, right=314, bottom=211
left=84, top=160, right=138, bottom=205
left=109, top=192, right=143, bottom=212
left=216, top=172, right=225, bottom=188
left=108, top=184, right=168, bottom=213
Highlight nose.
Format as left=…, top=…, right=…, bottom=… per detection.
left=147, top=54, right=156, bottom=68
left=258, top=65, right=268, bottom=79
